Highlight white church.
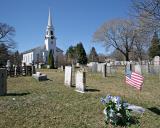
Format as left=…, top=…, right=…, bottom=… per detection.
left=22, top=10, right=63, bottom=66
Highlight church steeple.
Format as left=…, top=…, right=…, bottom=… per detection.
left=47, top=9, right=53, bottom=28
left=45, top=9, right=56, bottom=60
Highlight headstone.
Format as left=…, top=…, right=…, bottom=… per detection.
left=26, top=66, right=32, bottom=76
left=141, top=64, right=149, bottom=74
left=32, top=72, right=47, bottom=81
left=134, top=64, right=142, bottom=75
left=22, top=66, right=26, bottom=76
left=154, top=56, right=160, bottom=65
left=38, top=64, right=41, bottom=69
left=6, top=60, right=11, bottom=68
left=32, top=65, right=36, bottom=74
left=106, top=63, right=111, bottom=75
left=75, top=70, right=86, bottom=93
left=47, top=65, right=50, bottom=69
left=92, top=62, right=97, bottom=72
left=0, top=68, right=7, bottom=95
left=9, top=66, right=15, bottom=77
left=64, top=66, right=72, bottom=87
left=14, top=66, right=17, bottom=76
left=102, top=64, right=106, bottom=77
left=125, top=61, right=132, bottom=71
left=61, top=65, right=65, bottom=71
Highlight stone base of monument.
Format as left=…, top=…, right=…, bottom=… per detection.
left=75, top=89, right=85, bottom=93
left=32, top=72, right=47, bottom=81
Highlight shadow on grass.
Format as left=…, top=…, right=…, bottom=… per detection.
left=148, top=107, right=160, bottom=115
left=86, top=88, right=100, bottom=92
left=107, top=116, right=140, bottom=127
left=5, top=92, right=30, bottom=96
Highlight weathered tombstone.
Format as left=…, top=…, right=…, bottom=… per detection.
left=75, top=70, right=86, bottom=93
left=154, top=56, right=160, bottom=65
left=14, top=66, right=17, bottom=76
left=22, top=66, right=26, bottom=76
left=106, top=63, right=111, bottom=75
left=134, top=64, right=142, bottom=75
left=0, top=68, right=7, bottom=95
left=97, top=63, right=102, bottom=72
left=61, top=65, right=65, bottom=71
left=32, top=65, right=36, bottom=74
left=102, top=64, right=106, bottom=77
left=141, top=64, right=149, bottom=74
left=10, top=66, right=15, bottom=77
left=91, top=62, right=97, bottom=72
left=126, top=61, right=132, bottom=70
left=47, top=65, right=50, bottom=69
left=6, top=60, right=11, bottom=68
left=64, top=66, right=72, bottom=87
left=32, top=72, right=47, bottom=81
left=16, top=65, right=21, bottom=76
left=26, top=66, right=32, bottom=76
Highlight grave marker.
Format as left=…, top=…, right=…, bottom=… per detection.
left=134, top=64, right=142, bottom=75
left=75, top=70, right=86, bottom=93
left=0, top=68, right=7, bottom=95
left=64, top=66, right=72, bottom=87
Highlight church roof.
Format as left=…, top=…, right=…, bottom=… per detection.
left=22, top=45, right=63, bottom=54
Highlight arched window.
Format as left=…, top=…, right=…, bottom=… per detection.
left=51, top=31, right=53, bottom=35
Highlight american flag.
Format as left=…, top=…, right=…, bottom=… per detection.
left=125, top=69, right=144, bottom=90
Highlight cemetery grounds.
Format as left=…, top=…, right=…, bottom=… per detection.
left=0, top=67, right=159, bottom=128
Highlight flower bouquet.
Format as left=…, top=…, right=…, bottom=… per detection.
left=101, top=95, right=132, bottom=126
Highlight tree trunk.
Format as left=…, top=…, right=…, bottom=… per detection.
left=125, top=53, right=129, bottom=61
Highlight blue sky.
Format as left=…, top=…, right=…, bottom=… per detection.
left=0, top=0, right=131, bottom=55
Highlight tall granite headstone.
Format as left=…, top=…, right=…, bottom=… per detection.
left=75, top=70, right=86, bottom=93
left=64, top=66, right=72, bottom=87
left=102, top=64, right=107, bottom=77
left=0, top=68, right=7, bottom=95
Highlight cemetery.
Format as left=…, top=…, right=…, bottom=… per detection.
left=0, top=63, right=160, bottom=127
left=1, top=0, right=160, bottom=127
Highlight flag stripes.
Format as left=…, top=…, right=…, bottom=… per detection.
left=125, top=72, right=144, bottom=90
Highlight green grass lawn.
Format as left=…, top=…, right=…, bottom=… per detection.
left=0, top=68, right=160, bottom=128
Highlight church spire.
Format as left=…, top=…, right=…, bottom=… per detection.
left=48, top=8, right=53, bottom=27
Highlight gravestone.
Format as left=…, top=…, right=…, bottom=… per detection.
left=61, top=65, right=65, bottom=71
left=125, top=61, right=132, bottom=71
left=0, top=68, right=7, bottom=95
left=75, top=70, right=86, bottom=93
left=102, top=64, right=106, bottom=77
left=134, top=64, right=142, bottom=74
left=32, top=65, right=36, bottom=74
left=64, top=66, right=72, bottom=87
left=32, top=72, right=47, bottom=81
left=154, top=56, right=160, bottom=65
left=22, top=66, right=26, bottom=76
left=14, top=66, right=17, bottom=76
left=141, top=64, right=149, bottom=74
left=92, top=62, right=97, bottom=72
left=9, top=66, right=15, bottom=77
left=106, top=63, right=111, bottom=75
left=26, top=66, right=32, bottom=76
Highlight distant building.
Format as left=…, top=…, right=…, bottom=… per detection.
left=22, top=9, right=63, bottom=66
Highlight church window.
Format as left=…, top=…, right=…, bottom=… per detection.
left=51, top=31, right=53, bottom=35
left=51, top=36, right=54, bottom=39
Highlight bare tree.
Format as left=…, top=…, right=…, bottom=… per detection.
left=0, top=22, right=16, bottom=48
left=132, top=0, right=160, bottom=31
left=93, top=19, right=139, bottom=61
left=0, top=23, right=16, bottom=66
